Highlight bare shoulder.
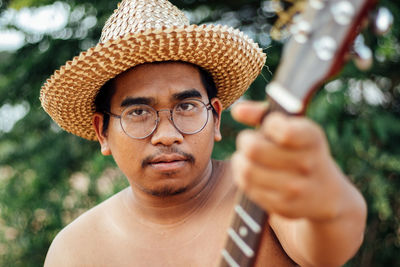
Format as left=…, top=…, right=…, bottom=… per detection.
left=44, top=188, right=128, bottom=267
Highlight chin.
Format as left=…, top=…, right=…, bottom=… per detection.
left=147, top=186, right=188, bottom=197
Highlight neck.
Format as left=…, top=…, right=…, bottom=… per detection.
left=124, top=160, right=222, bottom=226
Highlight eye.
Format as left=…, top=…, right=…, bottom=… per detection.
left=124, top=105, right=153, bottom=120
left=132, top=109, right=149, bottom=116
left=177, top=102, right=196, bottom=111
left=130, top=108, right=148, bottom=116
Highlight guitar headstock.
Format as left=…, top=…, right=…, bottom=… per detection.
left=266, top=0, right=378, bottom=115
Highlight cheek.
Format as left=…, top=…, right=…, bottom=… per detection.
left=107, top=125, right=145, bottom=174
left=192, top=124, right=215, bottom=158
left=111, top=140, right=143, bottom=168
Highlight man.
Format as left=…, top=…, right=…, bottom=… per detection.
left=41, top=0, right=367, bottom=266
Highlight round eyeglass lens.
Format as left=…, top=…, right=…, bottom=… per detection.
left=121, top=104, right=157, bottom=139
left=172, top=99, right=209, bottom=134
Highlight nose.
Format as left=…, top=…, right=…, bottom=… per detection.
left=150, top=109, right=183, bottom=146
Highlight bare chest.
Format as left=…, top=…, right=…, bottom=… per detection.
left=84, top=212, right=295, bottom=267
left=84, top=215, right=228, bottom=267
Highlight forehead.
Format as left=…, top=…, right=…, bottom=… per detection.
left=111, top=62, right=207, bottom=107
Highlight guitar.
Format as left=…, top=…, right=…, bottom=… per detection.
left=219, top=0, right=377, bottom=266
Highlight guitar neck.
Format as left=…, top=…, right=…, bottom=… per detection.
left=219, top=97, right=290, bottom=267
left=219, top=192, right=268, bottom=267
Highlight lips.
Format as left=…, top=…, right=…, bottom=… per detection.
left=149, top=154, right=189, bottom=165
left=141, top=149, right=195, bottom=173
left=143, top=153, right=192, bottom=173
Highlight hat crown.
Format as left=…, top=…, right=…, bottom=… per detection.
left=100, top=0, right=190, bottom=43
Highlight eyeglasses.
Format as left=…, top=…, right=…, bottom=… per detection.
left=104, top=99, right=214, bottom=139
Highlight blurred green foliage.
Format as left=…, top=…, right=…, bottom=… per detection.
left=0, top=0, right=399, bottom=266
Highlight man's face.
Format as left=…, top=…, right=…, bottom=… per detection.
left=94, top=62, right=222, bottom=196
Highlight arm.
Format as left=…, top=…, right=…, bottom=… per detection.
left=231, top=101, right=367, bottom=267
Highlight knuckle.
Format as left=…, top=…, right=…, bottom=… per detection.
left=236, top=130, right=252, bottom=147
left=262, top=112, right=281, bottom=131
left=244, top=140, right=260, bottom=160
left=298, top=157, right=315, bottom=174
left=277, top=127, right=293, bottom=144
left=284, top=182, right=303, bottom=201
left=240, top=160, right=253, bottom=183
left=237, top=131, right=260, bottom=158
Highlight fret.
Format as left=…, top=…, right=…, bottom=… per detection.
left=221, top=249, right=240, bottom=267
left=228, top=228, right=255, bottom=258
left=237, top=194, right=268, bottom=233
left=234, top=205, right=262, bottom=234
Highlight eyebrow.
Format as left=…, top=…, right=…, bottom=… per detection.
left=172, top=89, right=202, bottom=101
left=120, top=89, right=203, bottom=107
left=120, top=97, right=154, bottom=107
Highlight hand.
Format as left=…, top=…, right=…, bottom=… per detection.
left=231, top=100, right=352, bottom=221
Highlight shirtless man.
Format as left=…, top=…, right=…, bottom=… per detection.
left=41, top=0, right=367, bottom=266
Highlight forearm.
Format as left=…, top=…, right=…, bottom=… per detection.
left=270, top=183, right=367, bottom=267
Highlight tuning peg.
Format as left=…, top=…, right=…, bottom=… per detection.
left=352, top=35, right=373, bottom=70
left=371, top=7, right=393, bottom=35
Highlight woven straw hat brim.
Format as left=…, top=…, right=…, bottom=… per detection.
left=40, top=24, right=266, bottom=140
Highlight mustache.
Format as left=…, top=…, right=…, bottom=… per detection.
left=141, top=147, right=195, bottom=168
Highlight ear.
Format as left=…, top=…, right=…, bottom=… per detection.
left=210, top=98, right=222, bottom=142
left=93, top=113, right=112, bottom=155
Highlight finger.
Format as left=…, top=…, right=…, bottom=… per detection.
left=231, top=152, right=306, bottom=194
left=246, top=187, right=308, bottom=219
left=231, top=153, right=312, bottom=219
left=231, top=100, right=268, bottom=127
left=236, top=130, right=316, bottom=175
left=262, top=112, right=326, bottom=149
left=235, top=173, right=308, bottom=219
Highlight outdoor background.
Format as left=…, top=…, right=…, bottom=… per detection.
left=0, top=0, right=399, bottom=266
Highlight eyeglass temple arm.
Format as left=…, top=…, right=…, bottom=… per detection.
left=103, top=110, right=121, bottom=118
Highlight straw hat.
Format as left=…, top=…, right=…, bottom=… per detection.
left=40, top=0, right=266, bottom=140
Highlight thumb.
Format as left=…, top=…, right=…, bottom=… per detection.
left=231, top=100, right=268, bottom=127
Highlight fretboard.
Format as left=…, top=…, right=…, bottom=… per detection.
left=219, top=193, right=268, bottom=267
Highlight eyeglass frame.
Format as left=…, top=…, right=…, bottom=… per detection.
left=103, top=98, right=215, bottom=139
